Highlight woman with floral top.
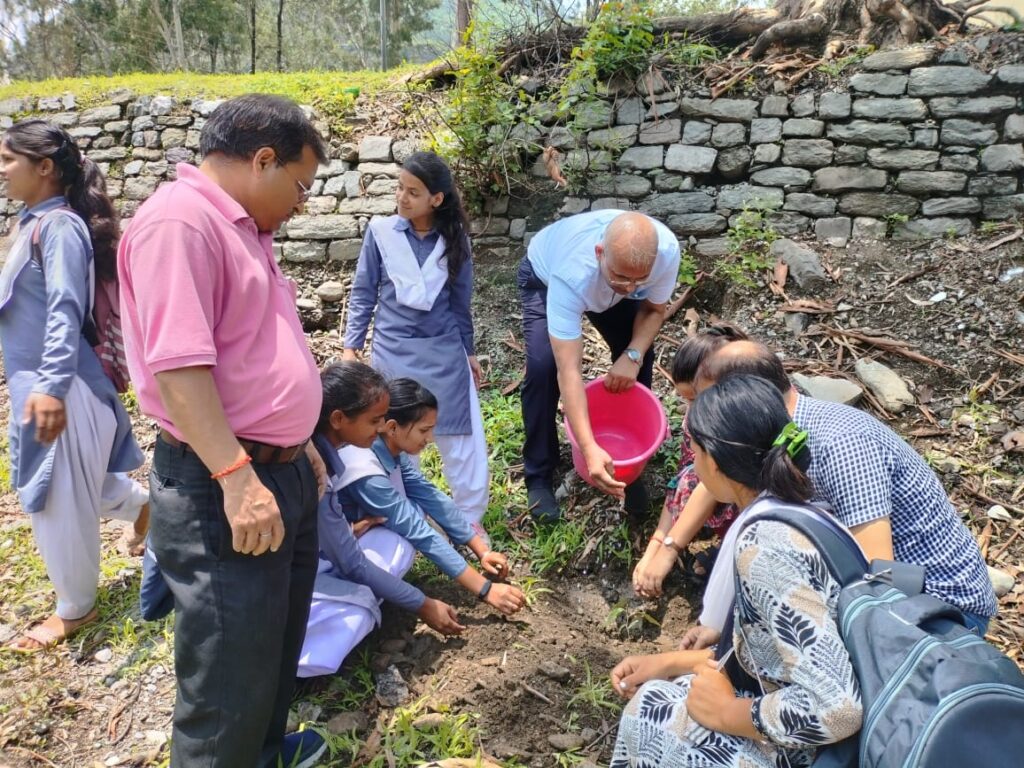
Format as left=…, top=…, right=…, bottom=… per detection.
left=611, top=374, right=862, bottom=767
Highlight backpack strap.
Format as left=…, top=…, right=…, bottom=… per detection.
left=29, top=205, right=77, bottom=269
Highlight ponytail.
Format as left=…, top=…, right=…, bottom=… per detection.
left=401, top=151, right=471, bottom=282
left=759, top=444, right=813, bottom=504
left=688, top=374, right=812, bottom=504
left=386, top=378, right=438, bottom=426
left=3, top=119, right=120, bottom=281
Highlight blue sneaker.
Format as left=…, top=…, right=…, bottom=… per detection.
left=279, top=730, right=327, bottom=768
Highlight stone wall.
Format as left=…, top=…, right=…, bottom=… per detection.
left=2, top=42, right=1023, bottom=277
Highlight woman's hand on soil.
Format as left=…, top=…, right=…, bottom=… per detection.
left=678, top=625, right=721, bottom=651
left=486, top=583, right=525, bottom=615
left=23, top=392, right=66, bottom=443
left=480, top=550, right=509, bottom=580
left=633, top=544, right=677, bottom=598
left=417, top=597, right=465, bottom=635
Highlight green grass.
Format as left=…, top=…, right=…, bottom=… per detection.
left=567, top=660, right=622, bottom=715
left=0, top=435, right=10, bottom=495
left=0, top=67, right=421, bottom=134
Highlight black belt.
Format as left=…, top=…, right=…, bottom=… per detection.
left=159, top=429, right=308, bottom=464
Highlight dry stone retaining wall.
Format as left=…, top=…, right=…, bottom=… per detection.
left=2, top=43, right=1023, bottom=276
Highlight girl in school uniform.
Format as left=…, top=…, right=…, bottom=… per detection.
left=0, top=120, right=148, bottom=651
left=342, top=151, right=490, bottom=537
left=336, top=378, right=525, bottom=616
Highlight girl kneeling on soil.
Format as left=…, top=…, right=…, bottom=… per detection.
left=141, top=361, right=467, bottom=638
left=633, top=323, right=747, bottom=599
left=335, top=377, right=525, bottom=616
left=610, top=375, right=861, bottom=768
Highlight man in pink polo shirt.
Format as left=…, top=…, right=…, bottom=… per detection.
left=118, top=95, right=328, bottom=768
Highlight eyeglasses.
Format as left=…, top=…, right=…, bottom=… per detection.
left=604, top=266, right=652, bottom=290
left=276, top=157, right=312, bottom=203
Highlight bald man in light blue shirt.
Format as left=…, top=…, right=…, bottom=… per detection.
left=517, top=210, right=681, bottom=520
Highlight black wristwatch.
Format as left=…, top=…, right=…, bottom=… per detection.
left=478, top=579, right=493, bottom=601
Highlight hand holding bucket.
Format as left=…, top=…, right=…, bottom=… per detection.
left=565, top=377, right=670, bottom=492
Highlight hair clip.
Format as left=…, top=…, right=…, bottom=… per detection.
left=772, top=422, right=809, bottom=458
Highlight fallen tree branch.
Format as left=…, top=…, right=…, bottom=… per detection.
left=822, top=326, right=956, bottom=370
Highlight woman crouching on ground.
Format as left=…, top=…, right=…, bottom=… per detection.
left=610, top=374, right=861, bottom=767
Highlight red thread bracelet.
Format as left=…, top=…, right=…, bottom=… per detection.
left=211, top=454, right=252, bottom=480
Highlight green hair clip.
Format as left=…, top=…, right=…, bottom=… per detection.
left=772, top=422, right=809, bottom=458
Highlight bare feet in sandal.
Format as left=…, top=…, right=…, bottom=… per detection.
left=9, top=609, right=98, bottom=653
left=119, top=502, right=150, bottom=557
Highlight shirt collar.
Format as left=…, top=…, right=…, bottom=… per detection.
left=371, top=436, right=399, bottom=472
left=394, top=217, right=435, bottom=236
left=18, top=195, right=69, bottom=224
left=175, top=163, right=253, bottom=225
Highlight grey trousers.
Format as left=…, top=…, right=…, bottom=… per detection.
left=149, top=436, right=318, bottom=768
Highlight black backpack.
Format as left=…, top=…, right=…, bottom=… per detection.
left=722, top=505, right=1024, bottom=768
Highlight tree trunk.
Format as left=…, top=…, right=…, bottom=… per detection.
left=171, top=0, right=186, bottom=69
left=249, top=0, right=257, bottom=74
left=456, top=0, right=473, bottom=44
left=276, top=0, right=285, bottom=72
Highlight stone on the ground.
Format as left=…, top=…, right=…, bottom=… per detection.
left=769, top=239, right=829, bottom=290
left=375, top=664, right=410, bottom=707
left=792, top=373, right=864, bottom=405
left=315, top=281, right=345, bottom=303
left=988, top=566, right=1015, bottom=598
left=412, top=712, right=447, bottom=730
left=326, top=709, right=369, bottom=734
left=548, top=733, right=586, bottom=751
left=94, top=647, right=113, bottom=664
left=538, top=660, right=571, bottom=682
left=854, top=359, right=914, bottom=413
left=987, top=505, right=1012, bottom=522
left=785, top=312, right=810, bottom=336
left=815, top=217, right=851, bottom=247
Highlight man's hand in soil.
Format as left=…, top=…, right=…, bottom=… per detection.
left=678, top=624, right=721, bottom=651
left=583, top=443, right=626, bottom=499
left=604, top=353, right=640, bottom=393
left=417, top=597, right=465, bottom=635
left=486, top=583, right=526, bottom=615
left=633, top=543, right=676, bottom=598
left=480, top=550, right=509, bottom=580
left=220, top=464, right=284, bottom=556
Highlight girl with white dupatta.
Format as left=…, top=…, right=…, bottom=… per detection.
left=343, top=151, right=490, bottom=538
left=0, top=120, right=148, bottom=652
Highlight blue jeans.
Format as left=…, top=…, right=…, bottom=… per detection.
left=962, top=610, right=991, bottom=637
left=139, top=542, right=173, bottom=621
left=150, top=436, right=319, bottom=768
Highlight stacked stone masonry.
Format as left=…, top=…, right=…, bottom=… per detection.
left=1, top=44, right=1023, bottom=269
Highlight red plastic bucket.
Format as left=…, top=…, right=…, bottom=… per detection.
left=564, top=377, right=669, bottom=488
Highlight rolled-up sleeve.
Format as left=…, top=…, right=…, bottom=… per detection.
left=736, top=521, right=862, bottom=749
left=120, top=219, right=219, bottom=373
left=343, top=229, right=382, bottom=350
left=33, top=215, right=92, bottom=399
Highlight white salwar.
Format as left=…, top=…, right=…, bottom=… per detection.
left=408, top=356, right=490, bottom=527
left=29, top=377, right=148, bottom=620
left=297, top=526, right=417, bottom=678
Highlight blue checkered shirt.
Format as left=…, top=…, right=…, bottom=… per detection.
left=795, top=395, right=997, bottom=618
